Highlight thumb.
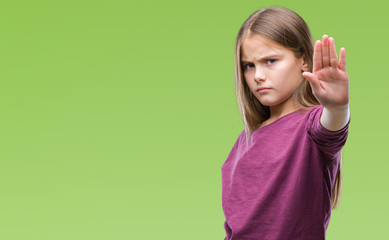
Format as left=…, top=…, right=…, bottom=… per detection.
left=302, top=72, right=324, bottom=95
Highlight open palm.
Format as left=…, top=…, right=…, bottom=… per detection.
left=302, top=35, right=349, bottom=111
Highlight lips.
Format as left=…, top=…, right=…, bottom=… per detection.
left=257, top=87, right=271, bottom=92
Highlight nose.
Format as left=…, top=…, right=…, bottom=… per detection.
left=254, top=67, right=265, bottom=82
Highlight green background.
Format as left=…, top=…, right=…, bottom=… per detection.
left=0, top=0, right=386, bottom=239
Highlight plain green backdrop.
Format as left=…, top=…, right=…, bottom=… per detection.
left=0, top=0, right=387, bottom=239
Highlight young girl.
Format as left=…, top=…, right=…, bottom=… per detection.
left=221, top=7, right=350, bottom=240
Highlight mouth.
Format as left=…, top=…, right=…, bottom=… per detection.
left=257, top=87, right=271, bottom=93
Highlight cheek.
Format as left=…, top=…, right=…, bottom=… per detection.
left=244, top=74, right=254, bottom=87
left=283, top=65, right=302, bottom=86
left=243, top=72, right=252, bottom=81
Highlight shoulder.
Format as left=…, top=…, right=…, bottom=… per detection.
left=280, top=105, right=323, bottom=129
left=294, top=105, right=323, bottom=118
left=279, top=105, right=324, bottom=134
left=303, top=105, right=324, bottom=123
left=231, top=129, right=247, bottom=148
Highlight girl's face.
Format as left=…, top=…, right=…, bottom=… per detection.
left=241, top=35, right=308, bottom=113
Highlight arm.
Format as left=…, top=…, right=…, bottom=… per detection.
left=306, top=105, right=350, bottom=161
left=302, top=34, right=350, bottom=131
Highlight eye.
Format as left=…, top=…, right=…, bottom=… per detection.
left=243, top=63, right=254, bottom=70
left=267, top=59, right=277, bottom=65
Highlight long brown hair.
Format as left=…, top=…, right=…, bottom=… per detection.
left=234, top=6, right=343, bottom=209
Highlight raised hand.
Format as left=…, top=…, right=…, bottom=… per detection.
left=302, top=35, right=349, bottom=111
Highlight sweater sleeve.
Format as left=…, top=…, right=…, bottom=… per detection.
left=305, top=105, right=350, bottom=163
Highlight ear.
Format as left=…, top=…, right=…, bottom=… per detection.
left=301, top=55, right=309, bottom=72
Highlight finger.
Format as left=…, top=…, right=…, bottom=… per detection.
left=329, top=37, right=338, bottom=67
left=313, top=40, right=322, bottom=72
left=302, top=72, right=325, bottom=95
left=322, top=35, right=330, bottom=67
left=338, top=47, right=347, bottom=71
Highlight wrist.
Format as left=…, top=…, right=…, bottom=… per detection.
left=321, top=105, right=350, bottom=131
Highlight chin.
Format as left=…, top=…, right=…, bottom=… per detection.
left=258, top=100, right=280, bottom=107
left=258, top=96, right=289, bottom=108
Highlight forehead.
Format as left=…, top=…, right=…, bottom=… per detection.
left=240, top=35, right=289, bottom=59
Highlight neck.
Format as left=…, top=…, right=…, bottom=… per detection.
left=260, top=100, right=304, bottom=128
left=269, top=101, right=301, bottom=120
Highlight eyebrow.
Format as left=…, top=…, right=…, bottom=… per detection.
left=241, top=54, right=280, bottom=63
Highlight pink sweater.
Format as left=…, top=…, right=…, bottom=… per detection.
left=221, top=105, right=350, bottom=240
